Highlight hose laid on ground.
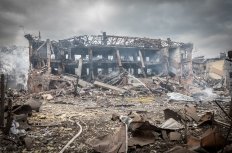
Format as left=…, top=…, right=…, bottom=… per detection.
left=120, top=115, right=132, bottom=153
left=125, top=124, right=128, bottom=153
left=59, top=122, right=83, bottom=153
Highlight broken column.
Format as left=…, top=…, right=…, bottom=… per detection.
left=46, top=39, right=51, bottom=72
left=76, top=58, right=82, bottom=77
left=161, top=47, right=169, bottom=75
left=138, top=50, right=146, bottom=77
left=88, top=48, right=94, bottom=80
left=116, top=49, right=122, bottom=70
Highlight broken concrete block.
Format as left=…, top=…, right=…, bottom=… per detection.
left=26, top=98, right=42, bottom=112
left=160, top=118, right=184, bottom=130
left=42, top=94, right=53, bottom=100
left=185, top=105, right=199, bottom=122
left=169, top=132, right=181, bottom=141
left=23, top=137, right=34, bottom=151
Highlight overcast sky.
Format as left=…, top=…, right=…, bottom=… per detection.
left=0, top=0, right=231, bottom=57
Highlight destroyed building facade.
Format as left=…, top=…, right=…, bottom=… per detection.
left=192, top=53, right=226, bottom=88
left=224, top=51, right=232, bottom=90
left=25, top=33, right=193, bottom=92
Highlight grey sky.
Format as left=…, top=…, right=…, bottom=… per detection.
left=0, top=0, right=231, bottom=57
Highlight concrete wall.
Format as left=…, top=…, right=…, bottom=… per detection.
left=168, top=47, right=181, bottom=76
left=206, top=60, right=224, bottom=80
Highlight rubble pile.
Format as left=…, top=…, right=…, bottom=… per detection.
left=0, top=34, right=232, bottom=152
left=1, top=69, right=232, bottom=152
left=86, top=104, right=232, bottom=153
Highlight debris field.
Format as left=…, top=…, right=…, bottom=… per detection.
left=0, top=33, right=232, bottom=153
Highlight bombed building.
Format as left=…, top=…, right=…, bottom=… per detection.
left=25, top=32, right=193, bottom=82
left=2, top=0, right=232, bottom=152
left=1, top=34, right=232, bottom=153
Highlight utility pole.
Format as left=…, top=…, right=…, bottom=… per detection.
left=0, top=74, right=5, bottom=128
left=226, top=50, right=232, bottom=117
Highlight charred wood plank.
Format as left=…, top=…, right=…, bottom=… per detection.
left=94, top=81, right=126, bottom=93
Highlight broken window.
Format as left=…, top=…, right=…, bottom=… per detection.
left=97, top=68, right=102, bottom=74
left=147, top=68, right=152, bottom=75
left=86, top=68, right=89, bottom=75
left=74, top=55, right=81, bottom=61
left=129, top=68, right=134, bottom=74
left=51, top=54, right=55, bottom=59
left=86, top=55, right=89, bottom=60
left=108, top=68, right=112, bottom=73
left=129, top=56, right=133, bottom=61
left=138, top=68, right=142, bottom=74
left=97, top=55, right=102, bottom=59
left=146, top=57, right=149, bottom=62
left=108, top=55, right=113, bottom=61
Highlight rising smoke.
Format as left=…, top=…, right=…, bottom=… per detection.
left=0, top=46, right=29, bottom=89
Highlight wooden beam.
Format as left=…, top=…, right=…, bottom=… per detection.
left=36, top=41, right=46, bottom=52
left=94, top=81, right=126, bottom=93
left=78, top=79, right=93, bottom=87
left=138, top=50, right=146, bottom=77
left=76, top=58, right=82, bottom=77
left=88, top=48, right=94, bottom=80
left=138, top=50, right=145, bottom=68
left=46, top=39, right=51, bottom=71
left=116, top=49, right=122, bottom=67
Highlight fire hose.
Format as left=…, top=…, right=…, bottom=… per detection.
left=59, top=121, right=82, bottom=153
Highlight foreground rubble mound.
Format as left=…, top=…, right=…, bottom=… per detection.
left=1, top=71, right=232, bottom=153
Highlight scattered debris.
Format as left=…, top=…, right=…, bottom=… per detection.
left=169, top=132, right=181, bottom=141
left=1, top=45, right=232, bottom=152
left=86, top=124, right=127, bottom=153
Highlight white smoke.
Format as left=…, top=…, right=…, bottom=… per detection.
left=0, top=46, right=29, bottom=89
left=192, top=87, right=218, bottom=102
